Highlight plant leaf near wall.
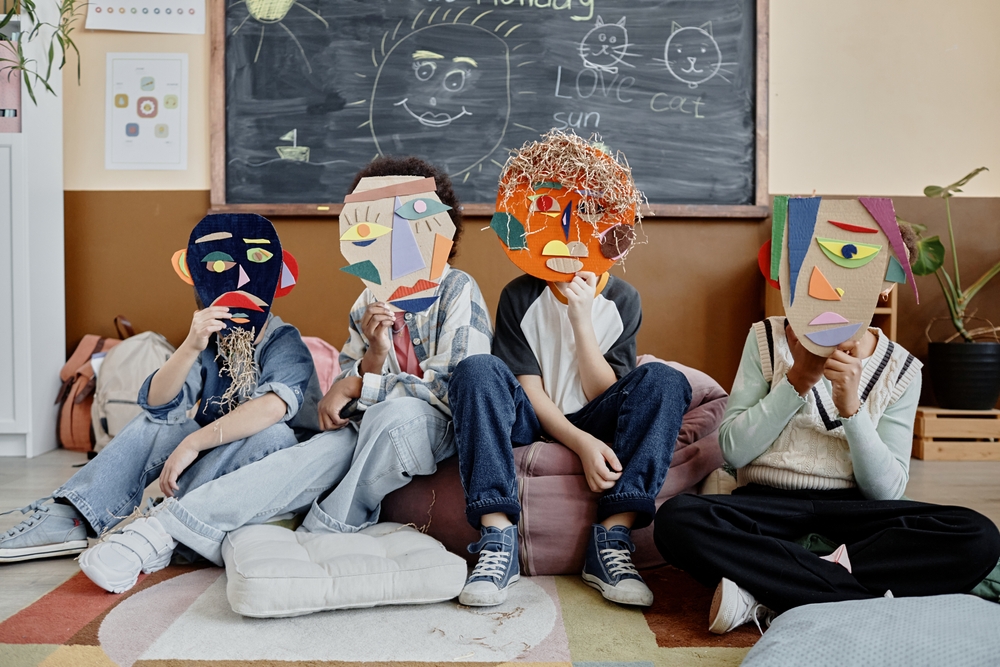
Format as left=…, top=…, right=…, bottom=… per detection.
left=0, top=0, right=82, bottom=104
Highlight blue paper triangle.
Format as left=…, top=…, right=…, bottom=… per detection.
left=787, top=197, right=822, bottom=305
left=885, top=255, right=907, bottom=284
left=389, top=296, right=439, bottom=313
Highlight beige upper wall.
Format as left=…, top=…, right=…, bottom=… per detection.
left=64, top=1, right=1000, bottom=196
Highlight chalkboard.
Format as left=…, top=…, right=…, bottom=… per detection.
left=210, top=0, right=768, bottom=217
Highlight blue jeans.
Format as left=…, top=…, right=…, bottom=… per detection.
left=449, top=355, right=692, bottom=531
left=54, top=412, right=299, bottom=535
left=152, top=397, right=454, bottom=565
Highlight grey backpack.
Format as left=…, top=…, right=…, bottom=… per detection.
left=91, top=331, right=175, bottom=451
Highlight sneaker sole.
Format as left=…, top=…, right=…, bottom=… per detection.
left=0, top=540, right=89, bottom=563
left=458, top=574, right=520, bottom=607
left=708, top=578, right=736, bottom=634
left=581, top=572, right=654, bottom=607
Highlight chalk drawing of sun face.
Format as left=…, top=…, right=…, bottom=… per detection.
left=663, top=21, right=723, bottom=88
left=230, top=0, right=328, bottom=73
left=578, top=16, right=637, bottom=74
left=357, top=8, right=527, bottom=182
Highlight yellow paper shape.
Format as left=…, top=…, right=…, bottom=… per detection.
left=429, top=233, right=453, bottom=281
left=836, top=287, right=845, bottom=297
left=808, top=266, right=841, bottom=301
left=542, top=240, right=571, bottom=256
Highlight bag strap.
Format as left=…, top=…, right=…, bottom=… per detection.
left=115, top=315, right=135, bottom=340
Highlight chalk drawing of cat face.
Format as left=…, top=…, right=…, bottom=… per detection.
left=578, top=16, right=636, bottom=74
left=664, top=21, right=721, bottom=88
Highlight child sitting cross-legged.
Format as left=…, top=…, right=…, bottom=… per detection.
left=449, top=131, right=692, bottom=608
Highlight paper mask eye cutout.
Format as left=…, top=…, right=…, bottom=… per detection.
left=246, top=247, right=274, bottom=263
left=577, top=197, right=606, bottom=224
left=172, top=249, right=194, bottom=285
left=202, top=251, right=236, bottom=273
left=340, top=222, right=392, bottom=244
left=394, top=198, right=451, bottom=220
left=529, top=194, right=560, bottom=216
left=816, top=238, right=882, bottom=268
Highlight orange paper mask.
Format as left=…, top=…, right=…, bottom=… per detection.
left=491, top=131, right=642, bottom=282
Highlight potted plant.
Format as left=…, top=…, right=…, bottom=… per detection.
left=909, top=167, right=1000, bottom=410
left=0, top=0, right=82, bottom=103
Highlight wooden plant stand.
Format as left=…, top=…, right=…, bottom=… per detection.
left=912, top=407, right=1000, bottom=461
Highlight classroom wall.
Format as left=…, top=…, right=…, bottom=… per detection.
left=63, top=1, right=1000, bottom=393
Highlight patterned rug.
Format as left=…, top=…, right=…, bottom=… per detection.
left=0, top=564, right=759, bottom=666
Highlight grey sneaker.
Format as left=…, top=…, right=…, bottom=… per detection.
left=708, top=577, right=776, bottom=634
left=79, top=516, right=176, bottom=594
left=0, top=499, right=88, bottom=563
left=459, top=525, right=520, bottom=607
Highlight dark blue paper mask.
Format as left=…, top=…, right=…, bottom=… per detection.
left=185, top=214, right=283, bottom=336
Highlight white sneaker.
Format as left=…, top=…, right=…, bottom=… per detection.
left=79, top=516, right=176, bottom=594
left=708, top=577, right=775, bottom=635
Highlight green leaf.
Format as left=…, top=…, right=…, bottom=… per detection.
left=923, top=167, right=989, bottom=199
left=911, top=235, right=945, bottom=276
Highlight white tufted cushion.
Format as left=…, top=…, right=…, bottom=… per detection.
left=741, top=594, right=1000, bottom=667
left=222, top=522, right=468, bottom=618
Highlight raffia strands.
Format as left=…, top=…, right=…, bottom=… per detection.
left=213, top=327, right=259, bottom=414
left=497, top=129, right=646, bottom=223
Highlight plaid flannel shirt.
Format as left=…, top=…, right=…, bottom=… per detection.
left=338, top=266, right=493, bottom=416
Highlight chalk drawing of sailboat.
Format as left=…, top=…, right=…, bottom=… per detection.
left=275, top=129, right=310, bottom=162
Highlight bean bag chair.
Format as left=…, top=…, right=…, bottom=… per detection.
left=380, top=356, right=728, bottom=575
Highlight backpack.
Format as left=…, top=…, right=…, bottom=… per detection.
left=92, top=331, right=176, bottom=452
left=56, top=333, right=126, bottom=452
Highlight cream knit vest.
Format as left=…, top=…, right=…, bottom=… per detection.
left=738, top=316, right=922, bottom=491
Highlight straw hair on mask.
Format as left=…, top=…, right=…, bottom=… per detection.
left=212, top=327, right=259, bottom=414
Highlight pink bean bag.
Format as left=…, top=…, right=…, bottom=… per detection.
left=380, top=357, right=728, bottom=575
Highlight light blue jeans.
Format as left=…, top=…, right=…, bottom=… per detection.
left=151, top=397, right=455, bottom=565
left=54, top=413, right=299, bottom=535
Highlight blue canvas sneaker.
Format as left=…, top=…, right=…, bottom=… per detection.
left=581, top=523, right=654, bottom=607
left=459, top=524, right=520, bottom=606
left=0, top=499, right=88, bottom=563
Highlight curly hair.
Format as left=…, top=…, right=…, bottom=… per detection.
left=897, top=220, right=918, bottom=267
left=348, top=156, right=463, bottom=260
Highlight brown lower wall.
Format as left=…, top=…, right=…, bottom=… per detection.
left=65, top=191, right=1000, bottom=398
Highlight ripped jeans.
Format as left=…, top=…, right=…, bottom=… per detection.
left=151, top=397, right=454, bottom=565
left=54, top=414, right=299, bottom=536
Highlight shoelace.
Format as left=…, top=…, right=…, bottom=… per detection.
left=599, top=548, right=639, bottom=577
left=469, top=550, right=511, bottom=581
left=1, top=500, right=51, bottom=537
left=748, top=603, right=774, bottom=635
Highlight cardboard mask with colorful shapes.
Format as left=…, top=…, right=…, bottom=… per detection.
left=769, top=196, right=918, bottom=356
left=170, top=214, right=299, bottom=335
left=339, top=175, right=457, bottom=313
left=490, top=131, right=643, bottom=282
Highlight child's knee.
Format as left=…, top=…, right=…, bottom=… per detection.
left=634, top=363, right=693, bottom=407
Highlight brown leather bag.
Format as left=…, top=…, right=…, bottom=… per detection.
left=55, top=317, right=135, bottom=452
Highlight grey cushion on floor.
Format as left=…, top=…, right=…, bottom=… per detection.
left=741, top=595, right=1000, bottom=667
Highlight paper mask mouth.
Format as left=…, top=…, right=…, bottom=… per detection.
left=803, top=322, right=863, bottom=347
left=211, top=291, right=268, bottom=312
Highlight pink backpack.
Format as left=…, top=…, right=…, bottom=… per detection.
left=302, top=336, right=340, bottom=394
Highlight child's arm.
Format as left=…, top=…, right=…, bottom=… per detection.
left=563, top=272, right=618, bottom=402
left=146, top=307, right=229, bottom=406
left=158, top=392, right=287, bottom=497
left=825, top=341, right=917, bottom=500
left=719, top=327, right=822, bottom=468
left=518, top=374, right=622, bottom=493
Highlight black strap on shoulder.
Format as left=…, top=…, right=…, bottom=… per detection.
left=860, top=340, right=895, bottom=403
left=763, top=319, right=775, bottom=375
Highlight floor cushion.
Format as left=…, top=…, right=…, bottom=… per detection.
left=222, top=522, right=467, bottom=618
left=741, top=594, right=1000, bottom=667
left=380, top=357, right=727, bottom=575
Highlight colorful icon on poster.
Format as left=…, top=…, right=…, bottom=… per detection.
left=125, top=123, right=139, bottom=137
left=114, top=93, right=129, bottom=108
left=137, top=96, right=158, bottom=118
left=140, top=76, right=155, bottom=91
left=155, top=124, right=169, bottom=138
left=163, top=94, right=178, bottom=109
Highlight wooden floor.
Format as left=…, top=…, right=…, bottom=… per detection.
left=1, top=449, right=999, bottom=623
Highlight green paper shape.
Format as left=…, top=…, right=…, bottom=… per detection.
left=885, top=255, right=907, bottom=284
left=395, top=198, right=452, bottom=220
left=770, top=195, right=788, bottom=281
left=817, top=238, right=882, bottom=269
left=340, top=259, right=382, bottom=285
left=490, top=212, right=528, bottom=250
left=532, top=181, right=563, bottom=190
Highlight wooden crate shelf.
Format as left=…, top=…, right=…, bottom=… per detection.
left=912, top=407, right=1000, bottom=461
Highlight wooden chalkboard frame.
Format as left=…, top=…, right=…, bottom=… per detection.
left=209, top=0, right=769, bottom=219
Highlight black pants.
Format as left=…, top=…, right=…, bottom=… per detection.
left=654, top=484, right=1000, bottom=613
